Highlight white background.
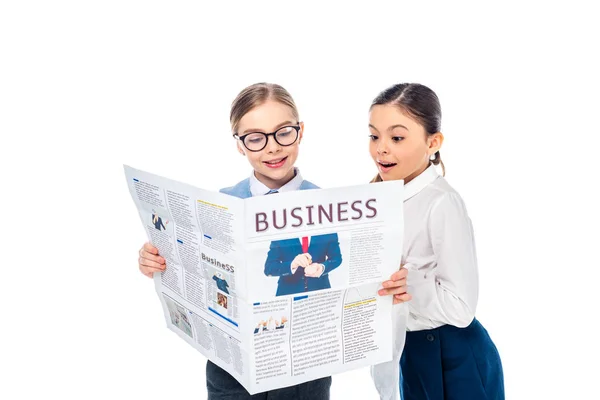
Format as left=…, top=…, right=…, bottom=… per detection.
left=1, top=1, right=599, bottom=399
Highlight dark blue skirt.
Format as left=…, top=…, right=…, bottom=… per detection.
left=400, top=318, right=504, bottom=400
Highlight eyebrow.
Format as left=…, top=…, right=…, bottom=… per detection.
left=242, top=120, right=294, bottom=134
left=389, top=124, right=409, bottom=132
left=368, top=123, right=409, bottom=132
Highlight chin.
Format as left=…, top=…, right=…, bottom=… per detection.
left=262, top=168, right=291, bottom=181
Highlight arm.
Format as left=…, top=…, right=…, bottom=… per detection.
left=264, top=241, right=295, bottom=277
left=408, top=193, right=478, bottom=328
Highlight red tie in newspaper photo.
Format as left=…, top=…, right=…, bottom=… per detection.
left=301, top=236, right=309, bottom=253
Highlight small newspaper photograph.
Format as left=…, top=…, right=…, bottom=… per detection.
left=124, top=164, right=406, bottom=394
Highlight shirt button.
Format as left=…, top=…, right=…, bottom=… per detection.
left=426, top=334, right=435, bottom=342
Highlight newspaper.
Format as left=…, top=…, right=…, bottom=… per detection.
left=124, top=165, right=405, bottom=394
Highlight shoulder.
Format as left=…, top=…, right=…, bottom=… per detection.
left=299, top=179, right=320, bottom=190
left=426, top=178, right=470, bottom=222
left=220, top=178, right=251, bottom=198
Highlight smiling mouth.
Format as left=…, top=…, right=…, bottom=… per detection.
left=264, top=157, right=288, bottom=168
left=378, top=161, right=397, bottom=168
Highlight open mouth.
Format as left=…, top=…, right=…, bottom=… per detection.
left=377, top=160, right=397, bottom=172
left=263, top=156, right=288, bottom=169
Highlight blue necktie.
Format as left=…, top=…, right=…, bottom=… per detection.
left=265, top=189, right=278, bottom=195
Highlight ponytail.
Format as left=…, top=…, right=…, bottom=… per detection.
left=431, top=151, right=446, bottom=176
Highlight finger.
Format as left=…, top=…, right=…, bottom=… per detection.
left=393, top=293, right=412, bottom=304
left=140, top=254, right=165, bottom=268
left=141, top=250, right=165, bottom=265
left=140, top=257, right=166, bottom=270
left=390, top=268, right=408, bottom=281
left=143, top=242, right=159, bottom=255
left=139, top=260, right=165, bottom=272
left=381, top=278, right=406, bottom=289
left=299, top=259, right=310, bottom=268
left=378, top=285, right=408, bottom=296
left=140, top=264, right=165, bottom=274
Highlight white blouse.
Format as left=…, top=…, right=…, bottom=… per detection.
left=371, top=164, right=480, bottom=400
left=402, top=164, right=479, bottom=331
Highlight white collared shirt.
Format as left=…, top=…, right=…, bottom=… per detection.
left=371, top=164, right=479, bottom=400
left=403, top=164, right=479, bottom=330
left=249, top=167, right=303, bottom=197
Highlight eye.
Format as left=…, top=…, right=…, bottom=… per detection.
left=369, top=134, right=378, bottom=141
left=244, top=133, right=265, bottom=144
left=392, top=136, right=404, bottom=142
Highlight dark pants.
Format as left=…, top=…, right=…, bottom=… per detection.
left=206, top=360, right=332, bottom=400
left=400, top=318, right=504, bottom=400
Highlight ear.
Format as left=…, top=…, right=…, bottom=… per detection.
left=427, top=132, right=444, bottom=155
left=298, top=121, right=304, bottom=144
left=236, top=141, right=246, bottom=156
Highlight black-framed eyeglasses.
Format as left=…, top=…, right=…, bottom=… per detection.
left=233, top=124, right=301, bottom=152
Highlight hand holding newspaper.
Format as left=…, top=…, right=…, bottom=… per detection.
left=124, top=165, right=406, bottom=395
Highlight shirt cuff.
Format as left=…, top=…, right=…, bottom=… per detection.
left=316, top=264, right=325, bottom=277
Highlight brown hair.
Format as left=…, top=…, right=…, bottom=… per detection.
left=230, top=83, right=299, bottom=133
left=370, top=83, right=445, bottom=183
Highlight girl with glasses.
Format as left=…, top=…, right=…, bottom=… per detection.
left=138, top=82, right=330, bottom=399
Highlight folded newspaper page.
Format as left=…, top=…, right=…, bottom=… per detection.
left=124, top=165, right=405, bottom=394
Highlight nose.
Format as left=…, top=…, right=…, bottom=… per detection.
left=264, top=134, right=281, bottom=153
left=376, top=138, right=389, bottom=155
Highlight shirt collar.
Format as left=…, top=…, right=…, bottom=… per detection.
left=403, top=164, right=439, bottom=201
left=249, top=167, right=303, bottom=197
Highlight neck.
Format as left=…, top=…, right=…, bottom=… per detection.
left=404, top=162, right=430, bottom=185
left=254, top=168, right=296, bottom=189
